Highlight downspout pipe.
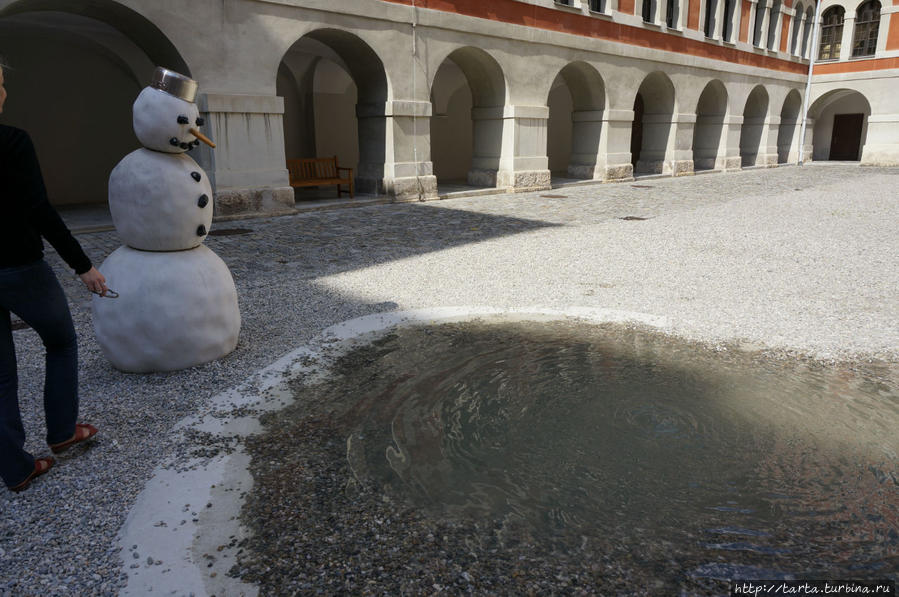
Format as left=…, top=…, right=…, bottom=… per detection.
left=798, top=0, right=823, bottom=165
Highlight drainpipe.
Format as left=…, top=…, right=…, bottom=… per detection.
left=797, top=0, right=822, bottom=165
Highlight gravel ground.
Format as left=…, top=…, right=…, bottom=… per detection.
left=0, top=164, right=897, bottom=595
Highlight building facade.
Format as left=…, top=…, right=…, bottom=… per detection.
left=0, top=0, right=895, bottom=213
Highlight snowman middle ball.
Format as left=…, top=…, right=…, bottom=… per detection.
left=109, top=148, right=213, bottom=251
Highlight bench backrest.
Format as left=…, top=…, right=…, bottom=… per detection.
left=287, top=157, right=339, bottom=181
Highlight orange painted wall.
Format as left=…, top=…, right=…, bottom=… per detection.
left=888, top=11, right=899, bottom=49
left=780, top=14, right=791, bottom=52
left=620, top=0, right=636, bottom=14
left=740, top=0, right=753, bottom=42
left=815, top=56, right=899, bottom=73
left=687, top=0, right=701, bottom=30
left=381, top=0, right=807, bottom=74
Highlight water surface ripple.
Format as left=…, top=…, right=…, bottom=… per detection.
left=321, top=320, right=898, bottom=586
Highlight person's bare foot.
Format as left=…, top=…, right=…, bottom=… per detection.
left=49, top=423, right=99, bottom=454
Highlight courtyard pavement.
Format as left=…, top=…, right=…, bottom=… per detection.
left=1, top=164, right=897, bottom=595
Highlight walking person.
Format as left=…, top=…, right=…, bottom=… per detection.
left=1, top=61, right=106, bottom=492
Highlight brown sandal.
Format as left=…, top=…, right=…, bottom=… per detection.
left=10, top=457, right=55, bottom=493
left=49, top=423, right=99, bottom=454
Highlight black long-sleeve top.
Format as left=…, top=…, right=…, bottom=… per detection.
left=0, top=125, right=92, bottom=274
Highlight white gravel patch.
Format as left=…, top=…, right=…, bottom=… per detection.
left=315, top=174, right=898, bottom=361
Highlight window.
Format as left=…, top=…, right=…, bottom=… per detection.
left=589, top=0, right=605, bottom=11
left=643, top=0, right=655, bottom=22
left=818, top=7, right=844, bottom=60
left=704, top=0, right=717, bottom=37
left=789, top=3, right=803, bottom=54
left=767, top=0, right=781, bottom=49
left=666, top=0, right=677, bottom=27
left=723, top=0, right=736, bottom=41
left=555, top=0, right=572, bottom=5
left=852, top=0, right=880, bottom=57
left=801, top=7, right=814, bottom=57
left=753, top=0, right=766, bottom=46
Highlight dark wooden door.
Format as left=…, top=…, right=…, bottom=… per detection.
left=829, top=113, right=864, bottom=160
left=631, top=93, right=645, bottom=170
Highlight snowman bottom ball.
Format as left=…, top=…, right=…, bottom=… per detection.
left=92, top=245, right=241, bottom=373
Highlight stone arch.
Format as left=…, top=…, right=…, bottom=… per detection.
left=739, top=85, right=769, bottom=167
left=631, top=71, right=676, bottom=175
left=429, top=46, right=507, bottom=188
left=0, top=0, right=189, bottom=206
left=777, top=89, right=802, bottom=163
left=546, top=61, right=607, bottom=181
left=278, top=28, right=389, bottom=195
left=692, top=80, right=728, bottom=171
left=808, top=88, right=871, bottom=161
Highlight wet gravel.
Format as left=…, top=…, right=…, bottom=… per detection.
left=0, top=164, right=896, bottom=595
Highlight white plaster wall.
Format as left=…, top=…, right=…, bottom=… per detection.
left=547, top=79, right=574, bottom=174
left=313, top=59, right=359, bottom=171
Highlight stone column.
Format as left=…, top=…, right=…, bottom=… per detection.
left=778, top=116, right=801, bottom=163
left=721, top=114, right=745, bottom=170
left=383, top=100, right=438, bottom=201
left=598, top=109, right=635, bottom=181
left=758, top=115, right=780, bottom=166
left=196, top=93, right=295, bottom=217
left=838, top=16, right=855, bottom=60
left=496, top=105, right=552, bottom=192
left=355, top=102, right=390, bottom=195
left=801, top=116, right=814, bottom=162
left=671, top=113, right=696, bottom=176
left=568, top=110, right=605, bottom=179
left=468, top=106, right=505, bottom=187
left=860, top=115, right=899, bottom=165
left=636, top=113, right=676, bottom=175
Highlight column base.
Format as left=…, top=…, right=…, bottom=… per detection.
left=214, top=186, right=295, bottom=217
left=497, top=169, right=552, bottom=192
left=600, top=163, right=633, bottom=182
left=635, top=160, right=670, bottom=175
left=860, top=144, right=899, bottom=166
left=672, top=160, right=694, bottom=176
left=720, top=156, right=742, bottom=171
left=567, top=164, right=601, bottom=179
left=386, top=175, right=439, bottom=202
left=467, top=169, right=498, bottom=187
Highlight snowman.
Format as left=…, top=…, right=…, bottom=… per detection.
left=92, top=67, right=241, bottom=373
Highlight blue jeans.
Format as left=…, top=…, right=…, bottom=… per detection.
left=0, top=259, right=78, bottom=488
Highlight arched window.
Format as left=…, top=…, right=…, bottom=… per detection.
left=818, top=7, right=844, bottom=60
left=767, top=0, right=781, bottom=49
left=704, top=0, right=717, bottom=37
left=753, top=0, right=766, bottom=46
left=852, top=0, right=881, bottom=57
left=723, top=0, right=737, bottom=41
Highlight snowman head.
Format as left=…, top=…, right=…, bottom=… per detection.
left=133, top=67, right=214, bottom=154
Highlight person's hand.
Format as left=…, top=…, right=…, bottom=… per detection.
left=79, top=267, right=108, bottom=296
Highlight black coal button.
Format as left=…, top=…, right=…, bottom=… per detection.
left=169, top=137, right=180, bottom=146
left=198, top=194, right=209, bottom=208
left=196, top=225, right=207, bottom=236
left=191, top=172, right=202, bottom=182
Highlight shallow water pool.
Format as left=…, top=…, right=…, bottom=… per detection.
left=284, top=320, right=899, bottom=590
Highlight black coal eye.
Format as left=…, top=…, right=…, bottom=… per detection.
left=195, top=117, right=205, bottom=126
left=169, top=138, right=180, bottom=146
left=177, top=115, right=190, bottom=125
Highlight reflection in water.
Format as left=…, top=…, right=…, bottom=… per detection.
left=315, top=320, right=899, bottom=586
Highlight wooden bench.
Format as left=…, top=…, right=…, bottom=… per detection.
left=286, top=156, right=354, bottom=198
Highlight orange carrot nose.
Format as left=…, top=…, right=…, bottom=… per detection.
left=189, top=127, right=216, bottom=148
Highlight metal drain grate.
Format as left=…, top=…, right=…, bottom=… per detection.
left=631, top=185, right=654, bottom=189
left=540, top=194, right=568, bottom=199
left=619, top=216, right=649, bottom=221
left=208, top=228, right=253, bottom=237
